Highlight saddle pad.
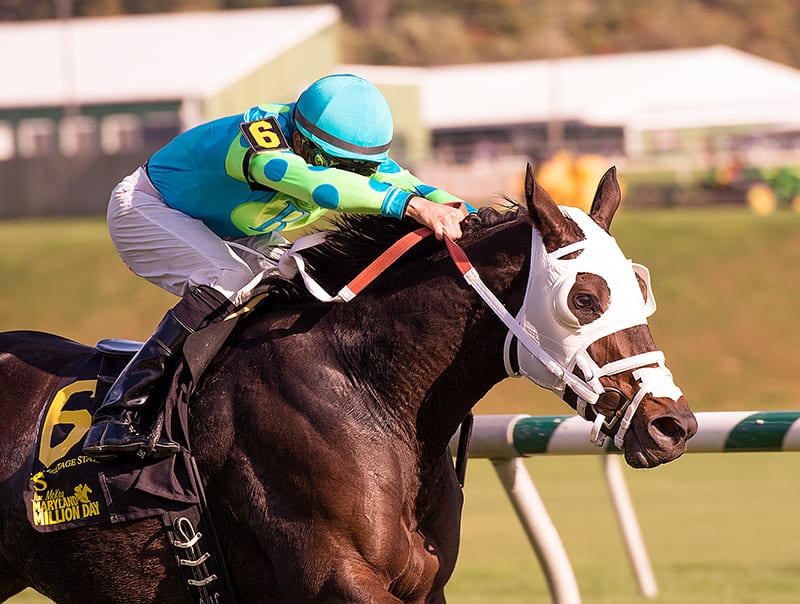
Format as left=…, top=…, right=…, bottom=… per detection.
left=24, top=353, right=201, bottom=533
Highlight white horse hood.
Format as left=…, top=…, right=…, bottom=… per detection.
left=516, top=206, right=655, bottom=391
left=506, top=205, right=668, bottom=396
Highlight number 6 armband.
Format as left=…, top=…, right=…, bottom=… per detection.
left=239, top=116, right=293, bottom=191
left=240, top=116, right=291, bottom=153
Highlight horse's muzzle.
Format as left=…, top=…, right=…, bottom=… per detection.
left=623, top=395, right=698, bottom=468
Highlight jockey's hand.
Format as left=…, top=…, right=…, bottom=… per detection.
left=405, top=197, right=465, bottom=241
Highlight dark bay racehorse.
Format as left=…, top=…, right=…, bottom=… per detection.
left=0, top=165, right=696, bottom=603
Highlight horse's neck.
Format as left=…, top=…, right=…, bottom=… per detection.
left=333, top=263, right=515, bottom=452
left=222, top=222, right=529, bottom=457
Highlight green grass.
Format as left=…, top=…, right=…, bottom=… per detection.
left=0, top=217, right=175, bottom=345
left=447, top=452, right=800, bottom=604
left=2, top=209, right=800, bottom=603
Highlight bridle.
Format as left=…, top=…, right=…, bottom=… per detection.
left=277, top=204, right=682, bottom=449
left=497, top=206, right=682, bottom=447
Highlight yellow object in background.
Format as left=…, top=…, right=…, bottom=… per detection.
left=573, top=153, right=610, bottom=212
left=536, top=151, right=620, bottom=212
left=536, top=151, right=578, bottom=208
left=746, top=183, right=777, bottom=216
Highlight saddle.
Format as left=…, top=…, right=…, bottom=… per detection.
left=24, top=316, right=242, bottom=603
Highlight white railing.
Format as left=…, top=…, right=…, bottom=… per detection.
left=450, top=411, right=800, bottom=604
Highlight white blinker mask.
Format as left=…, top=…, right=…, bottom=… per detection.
left=504, top=206, right=682, bottom=448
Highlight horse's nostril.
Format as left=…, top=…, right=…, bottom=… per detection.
left=651, top=416, right=685, bottom=441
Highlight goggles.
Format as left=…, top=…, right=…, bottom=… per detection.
left=299, top=136, right=380, bottom=177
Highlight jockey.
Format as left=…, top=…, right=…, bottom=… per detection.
left=83, top=73, right=471, bottom=459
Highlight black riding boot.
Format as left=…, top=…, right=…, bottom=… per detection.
left=83, top=286, right=231, bottom=459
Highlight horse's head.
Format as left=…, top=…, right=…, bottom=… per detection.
left=509, top=163, right=697, bottom=468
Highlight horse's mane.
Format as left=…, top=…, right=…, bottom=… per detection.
left=259, top=204, right=522, bottom=304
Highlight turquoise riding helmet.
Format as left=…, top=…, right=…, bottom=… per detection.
left=293, top=74, right=393, bottom=165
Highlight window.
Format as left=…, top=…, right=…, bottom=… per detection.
left=0, top=122, right=14, bottom=160
left=60, top=115, right=97, bottom=156
left=142, top=111, right=181, bottom=148
left=101, top=114, right=143, bottom=154
left=18, top=119, right=57, bottom=157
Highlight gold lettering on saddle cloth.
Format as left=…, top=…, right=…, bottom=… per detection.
left=30, top=477, right=101, bottom=527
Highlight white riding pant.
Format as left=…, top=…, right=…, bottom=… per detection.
left=107, top=167, right=289, bottom=305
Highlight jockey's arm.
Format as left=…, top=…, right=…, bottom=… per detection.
left=246, top=152, right=470, bottom=239
left=248, top=150, right=413, bottom=218
left=370, top=161, right=464, bottom=205
left=372, top=161, right=474, bottom=240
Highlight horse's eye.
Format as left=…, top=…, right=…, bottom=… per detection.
left=573, top=294, right=596, bottom=310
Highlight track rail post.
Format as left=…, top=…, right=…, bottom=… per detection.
left=601, top=455, right=657, bottom=598
left=492, top=457, right=581, bottom=604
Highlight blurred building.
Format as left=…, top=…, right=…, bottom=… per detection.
left=0, top=5, right=341, bottom=217
left=352, top=46, right=800, bottom=204
left=2, top=4, right=800, bottom=215
left=0, top=5, right=341, bottom=154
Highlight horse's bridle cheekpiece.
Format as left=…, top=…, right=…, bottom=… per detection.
left=499, top=206, right=682, bottom=447
left=280, top=204, right=682, bottom=449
